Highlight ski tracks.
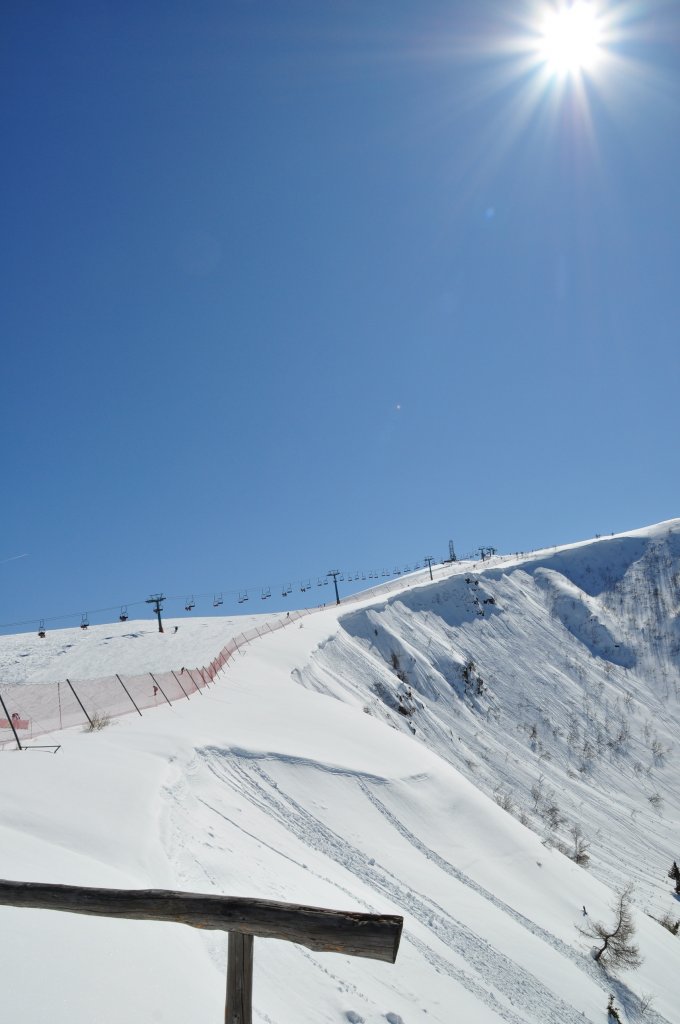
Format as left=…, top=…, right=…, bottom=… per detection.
left=200, top=750, right=598, bottom=1024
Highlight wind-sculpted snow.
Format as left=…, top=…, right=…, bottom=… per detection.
left=533, top=568, right=636, bottom=668
left=517, top=535, right=650, bottom=597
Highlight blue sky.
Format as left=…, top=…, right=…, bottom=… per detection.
left=2, top=0, right=679, bottom=632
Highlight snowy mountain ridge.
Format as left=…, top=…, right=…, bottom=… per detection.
left=0, top=519, right=679, bottom=1024
left=301, top=519, right=680, bottom=906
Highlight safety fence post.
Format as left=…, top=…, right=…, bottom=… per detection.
left=187, top=670, right=203, bottom=694
left=149, top=673, right=172, bottom=707
left=66, top=678, right=93, bottom=730
left=171, top=671, right=189, bottom=696
left=0, top=690, right=23, bottom=751
left=116, top=675, right=143, bottom=716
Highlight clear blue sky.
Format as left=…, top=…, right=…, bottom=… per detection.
left=2, top=0, right=679, bottom=631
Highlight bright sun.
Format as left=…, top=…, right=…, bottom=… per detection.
left=539, top=2, right=602, bottom=75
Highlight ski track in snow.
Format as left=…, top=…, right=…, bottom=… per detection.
left=201, top=749, right=672, bottom=1024
left=174, top=749, right=621, bottom=1024
left=358, top=783, right=671, bottom=1024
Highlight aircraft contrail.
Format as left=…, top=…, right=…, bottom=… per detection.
left=0, top=553, right=29, bottom=566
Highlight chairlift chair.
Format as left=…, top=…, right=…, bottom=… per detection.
left=119, top=606, right=129, bottom=622
left=213, top=593, right=223, bottom=607
left=316, top=577, right=324, bottom=587
left=299, top=581, right=307, bottom=592
left=80, top=614, right=89, bottom=630
left=185, top=596, right=195, bottom=611
left=238, top=590, right=249, bottom=604
left=38, top=619, right=46, bottom=638
left=261, top=587, right=271, bottom=600
left=393, top=567, right=401, bottom=576
left=361, top=572, right=366, bottom=580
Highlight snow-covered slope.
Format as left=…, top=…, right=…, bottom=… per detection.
left=1, top=521, right=679, bottom=1024
left=0, top=612, right=288, bottom=682
left=302, top=522, right=680, bottom=910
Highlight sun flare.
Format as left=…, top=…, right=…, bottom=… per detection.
left=539, top=2, right=602, bottom=75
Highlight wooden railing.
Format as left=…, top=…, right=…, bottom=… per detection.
left=0, top=879, right=403, bottom=1023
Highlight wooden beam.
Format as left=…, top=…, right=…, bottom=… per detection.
left=0, top=880, right=402, bottom=963
left=225, top=932, right=253, bottom=1024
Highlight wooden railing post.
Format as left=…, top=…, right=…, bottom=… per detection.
left=0, top=879, right=403, bottom=1021
left=226, top=932, right=254, bottom=1024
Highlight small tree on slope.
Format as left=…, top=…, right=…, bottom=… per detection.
left=668, top=860, right=680, bottom=894
left=578, top=883, right=642, bottom=971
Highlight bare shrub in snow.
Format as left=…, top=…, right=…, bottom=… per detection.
left=542, top=801, right=564, bottom=832
left=638, top=992, right=655, bottom=1018
left=650, top=738, right=669, bottom=767
left=530, top=773, right=545, bottom=812
left=648, top=792, right=664, bottom=814
left=493, top=787, right=515, bottom=814
left=596, top=727, right=608, bottom=755
left=655, top=911, right=679, bottom=936
left=568, top=823, right=591, bottom=866
left=607, top=718, right=630, bottom=754
left=579, top=740, right=596, bottom=773
left=462, top=659, right=485, bottom=697
left=578, top=883, right=642, bottom=972
left=84, top=711, right=111, bottom=732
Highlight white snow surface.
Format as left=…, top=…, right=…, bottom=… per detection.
left=0, top=612, right=289, bottom=682
left=1, top=520, right=680, bottom=1023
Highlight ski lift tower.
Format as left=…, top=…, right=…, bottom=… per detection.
left=146, top=593, right=166, bottom=633
left=448, top=540, right=457, bottom=563
left=327, top=570, right=342, bottom=606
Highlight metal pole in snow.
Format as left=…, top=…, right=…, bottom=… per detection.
left=0, top=690, right=23, bottom=750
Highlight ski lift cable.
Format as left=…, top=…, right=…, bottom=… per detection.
left=0, top=553, right=432, bottom=632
